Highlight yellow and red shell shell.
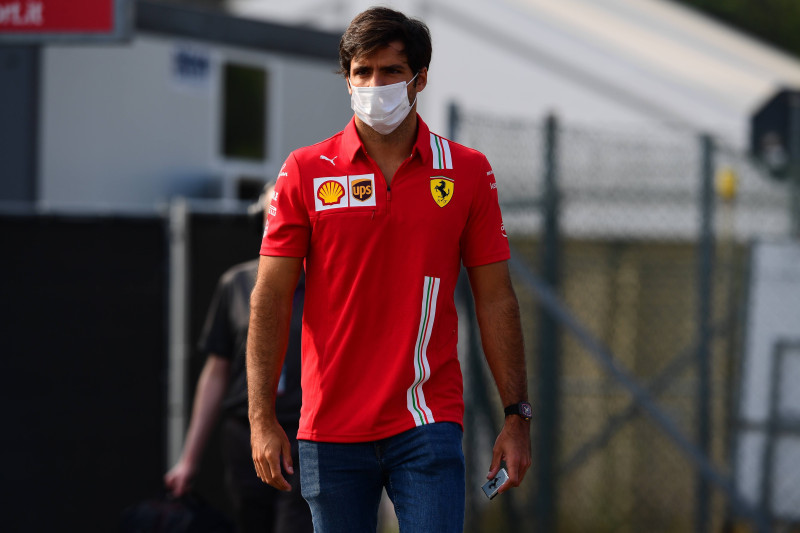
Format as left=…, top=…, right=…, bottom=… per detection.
left=317, top=180, right=345, bottom=205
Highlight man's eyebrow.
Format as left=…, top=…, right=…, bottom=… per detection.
left=351, top=62, right=408, bottom=72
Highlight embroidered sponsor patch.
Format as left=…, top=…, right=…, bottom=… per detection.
left=314, top=176, right=348, bottom=211
left=317, top=181, right=345, bottom=205
left=314, top=175, right=376, bottom=211
left=349, top=174, right=375, bottom=205
left=430, top=177, right=454, bottom=208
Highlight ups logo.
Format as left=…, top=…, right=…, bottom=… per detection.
left=351, top=179, right=373, bottom=202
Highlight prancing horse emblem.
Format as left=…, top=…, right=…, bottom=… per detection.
left=430, top=177, right=454, bottom=207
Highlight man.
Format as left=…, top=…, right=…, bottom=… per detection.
left=247, top=7, right=531, bottom=532
left=165, top=184, right=312, bottom=533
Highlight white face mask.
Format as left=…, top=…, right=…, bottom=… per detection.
left=349, top=73, right=419, bottom=135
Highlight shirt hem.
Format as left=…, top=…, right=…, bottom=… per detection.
left=260, top=247, right=307, bottom=258
left=462, top=250, right=510, bottom=269
left=296, top=416, right=464, bottom=443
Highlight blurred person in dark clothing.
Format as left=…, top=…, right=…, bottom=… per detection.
left=165, top=183, right=311, bottom=533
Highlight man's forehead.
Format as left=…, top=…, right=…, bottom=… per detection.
left=385, top=41, right=405, bottom=54
left=352, top=41, right=408, bottom=65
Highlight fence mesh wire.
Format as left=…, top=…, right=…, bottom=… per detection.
left=453, top=109, right=797, bottom=533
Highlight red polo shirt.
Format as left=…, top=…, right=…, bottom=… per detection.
left=261, top=115, right=509, bottom=442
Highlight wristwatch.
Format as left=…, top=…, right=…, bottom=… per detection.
left=504, top=401, right=533, bottom=421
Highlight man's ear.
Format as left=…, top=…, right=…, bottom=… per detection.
left=346, top=76, right=353, bottom=95
left=415, top=67, right=428, bottom=93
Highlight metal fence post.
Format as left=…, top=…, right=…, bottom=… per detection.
left=790, top=94, right=800, bottom=237
left=448, top=101, right=460, bottom=144
left=536, top=113, right=561, bottom=533
left=696, top=134, right=715, bottom=533
left=168, top=197, right=190, bottom=467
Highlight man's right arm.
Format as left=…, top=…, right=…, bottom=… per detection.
left=164, top=354, right=230, bottom=496
left=246, top=255, right=303, bottom=491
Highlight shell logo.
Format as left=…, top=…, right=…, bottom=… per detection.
left=317, top=180, right=345, bottom=206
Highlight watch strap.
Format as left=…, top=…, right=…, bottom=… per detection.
left=504, top=401, right=532, bottom=420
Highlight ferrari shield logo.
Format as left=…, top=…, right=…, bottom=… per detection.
left=430, top=177, right=454, bottom=207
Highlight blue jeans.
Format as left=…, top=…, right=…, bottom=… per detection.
left=299, top=422, right=465, bottom=533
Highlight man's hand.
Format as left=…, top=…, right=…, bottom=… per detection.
left=251, top=420, right=294, bottom=491
left=247, top=256, right=303, bottom=492
left=164, top=460, right=196, bottom=497
left=487, top=416, right=532, bottom=495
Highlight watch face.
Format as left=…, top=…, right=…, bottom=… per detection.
left=521, top=403, right=532, bottom=418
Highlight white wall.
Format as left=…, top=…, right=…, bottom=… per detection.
left=736, top=241, right=800, bottom=518
left=228, top=0, right=800, bottom=149
left=38, top=33, right=350, bottom=210
left=420, top=3, right=651, bottom=134
left=278, top=59, right=351, bottom=157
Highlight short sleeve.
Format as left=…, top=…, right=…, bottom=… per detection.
left=460, top=156, right=510, bottom=268
left=260, top=153, right=310, bottom=258
left=197, top=276, right=233, bottom=359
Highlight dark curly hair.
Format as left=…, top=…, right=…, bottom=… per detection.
left=338, top=7, right=432, bottom=78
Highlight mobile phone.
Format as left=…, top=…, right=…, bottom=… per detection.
left=481, top=468, right=509, bottom=500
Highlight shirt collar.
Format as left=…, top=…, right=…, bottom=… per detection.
left=342, top=115, right=434, bottom=165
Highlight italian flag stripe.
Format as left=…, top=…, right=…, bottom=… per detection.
left=430, top=134, right=453, bottom=170
left=407, top=276, right=439, bottom=426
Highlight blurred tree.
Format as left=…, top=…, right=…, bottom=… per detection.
left=672, top=0, right=800, bottom=59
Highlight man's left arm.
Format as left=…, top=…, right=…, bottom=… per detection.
left=467, top=260, right=531, bottom=495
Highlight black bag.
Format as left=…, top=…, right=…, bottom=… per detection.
left=120, top=492, right=234, bottom=533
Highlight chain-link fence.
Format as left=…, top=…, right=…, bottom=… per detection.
left=452, top=105, right=798, bottom=533
left=759, top=340, right=800, bottom=523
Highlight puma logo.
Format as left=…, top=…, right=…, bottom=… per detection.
left=320, top=155, right=338, bottom=166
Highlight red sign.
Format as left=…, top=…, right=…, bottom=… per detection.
left=0, top=0, right=115, bottom=34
